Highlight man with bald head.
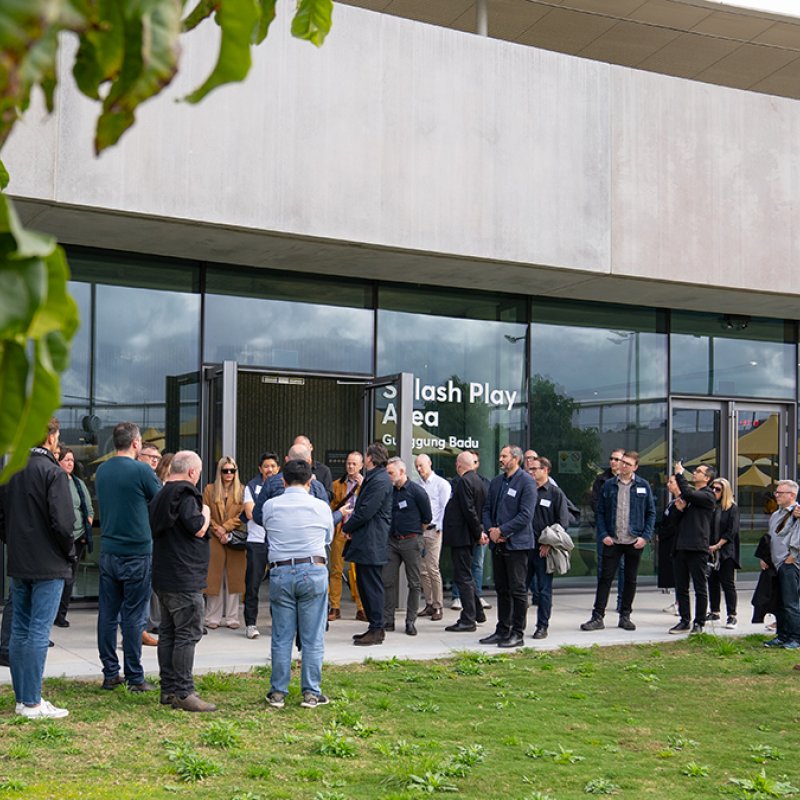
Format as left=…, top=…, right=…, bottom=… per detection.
left=415, top=454, right=451, bottom=622
left=443, top=452, right=487, bottom=632
left=293, top=435, right=332, bottom=499
left=149, top=451, right=214, bottom=712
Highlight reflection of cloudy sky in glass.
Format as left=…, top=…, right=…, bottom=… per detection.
left=94, top=286, right=200, bottom=404
left=532, top=323, right=668, bottom=402
left=205, top=295, right=373, bottom=374
left=61, top=282, right=92, bottom=403
left=377, top=311, right=527, bottom=397
left=671, top=334, right=795, bottom=398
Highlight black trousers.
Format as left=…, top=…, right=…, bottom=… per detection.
left=244, top=542, right=268, bottom=627
left=451, top=545, right=477, bottom=625
left=55, top=540, right=86, bottom=624
left=492, top=547, right=530, bottom=638
left=593, top=542, right=643, bottom=618
left=355, top=563, right=385, bottom=631
left=673, top=550, right=709, bottom=625
left=707, top=558, right=737, bottom=616
left=155, top=590, right=204, bottom=698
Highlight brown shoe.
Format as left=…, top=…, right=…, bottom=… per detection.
left=328, top=608, right=341, bottom=621
left=172, top=693, right=217, bottom=713
left=430, top=609, right=443, bottom=621
left=355, top=610, right=368, bottom=622
left=353, top=629, right=384, bottom=646
left=417, top=604, right=434, bottom=618
left=142, top=631, right=158, bottom=647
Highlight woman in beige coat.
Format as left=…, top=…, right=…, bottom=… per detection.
left=203, top=456, right=246, bottom=628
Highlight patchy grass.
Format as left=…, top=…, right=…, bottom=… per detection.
left=0, top=636, right=798, bottom=798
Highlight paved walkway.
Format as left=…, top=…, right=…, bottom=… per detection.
left=0, top=581, right=766, bottom=686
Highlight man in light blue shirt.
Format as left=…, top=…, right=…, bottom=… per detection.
left=262, top=459, right=334, bottom=709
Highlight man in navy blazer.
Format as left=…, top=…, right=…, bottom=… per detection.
left=479, top=445, right=537, bottom=648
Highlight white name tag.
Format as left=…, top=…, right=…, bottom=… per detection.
left=507, top=488, right=517, bottom=498
left=398, top=500, right=408, bottom=509
left=254, top=486, right=262, bottom=496
left=539, top=498, right=551, bottom=508
left=636, top=487, right=646, bottom=494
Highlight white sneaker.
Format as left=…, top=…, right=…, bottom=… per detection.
left=662, top=602, right=678, bottom=616
left=450, top=600, right=462, bottom=611
left=246, top=625, right=260, bottom=639
left=14, top=702, right=23, bottom=715
left=17, top=699, right=68, bottom=719
left=479, top=597, right=492, bottom=609
left=725, top=616, right=738, bottom=629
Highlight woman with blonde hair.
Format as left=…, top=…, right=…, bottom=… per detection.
left=707, top=477, right=741, bottom=629
left=203, top=456, right=246, bottom=629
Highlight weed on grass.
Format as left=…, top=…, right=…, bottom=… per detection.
left=1, top=637, right=798, bottom=798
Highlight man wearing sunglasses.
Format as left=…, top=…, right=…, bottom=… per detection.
left=669, top=461, right=716, bottom=634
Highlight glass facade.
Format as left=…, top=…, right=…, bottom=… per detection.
left=6, top=246, right=796, bottom=600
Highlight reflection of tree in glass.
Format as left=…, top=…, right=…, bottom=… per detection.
left=422, top=375, right=493, bottom=477
left=530, top=375, right=600, bottom=504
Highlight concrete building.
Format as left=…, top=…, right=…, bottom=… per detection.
left=5, top=0, right=800, bottom=595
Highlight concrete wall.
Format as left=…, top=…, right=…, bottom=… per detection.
left=7, top=3, right=800, bottom=311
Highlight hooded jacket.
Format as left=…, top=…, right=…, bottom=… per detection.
left=0, top=448, right=74, bottom=580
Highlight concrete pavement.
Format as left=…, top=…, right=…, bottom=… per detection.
left=0, top=581, right=766, bottom=685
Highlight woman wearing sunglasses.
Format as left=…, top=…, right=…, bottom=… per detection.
left=707, top=477, right=740, bottom=629
left=203, top=457, right=246, bottom=629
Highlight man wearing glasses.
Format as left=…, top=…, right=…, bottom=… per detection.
left=138, top=444, right=162, bottom=471
left=669, top=461, right=716, bottom=634
left=137, top=442, right=163, bottom=645
left=581, top=451, right=654, bottom=632
left=763, top=481, right=800, bottom=650
left=590, top=448, right=626, bottom=607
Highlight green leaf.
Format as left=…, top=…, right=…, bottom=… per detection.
left=291, top=0, right=332, bottom=47
left=0, top=160, right=8, bottom=190
left=95, top=0, right=182, bottom=153
left=184, top=0, right=259, bottom=104
left=73, top=0, right=126, bottom=101
left=182, top=0, right=217, bottom=32
left=253, top=0, right=276, bottom=44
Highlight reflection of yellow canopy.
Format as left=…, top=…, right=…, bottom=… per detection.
left=686, top=413, right=780, bottom=466
left=738, top=464, right=773, bottom=488
left=638, top=440, right=667, bottom=467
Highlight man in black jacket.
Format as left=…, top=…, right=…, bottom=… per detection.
left=670, top=461, right=716, bottom=634
left=343, top=442, right=393, bottom=647
left=443, top=452, right=487, bottom=632
left=149, top=451, right=213, bottom=712
left=0, top=417, right=74, bottom=719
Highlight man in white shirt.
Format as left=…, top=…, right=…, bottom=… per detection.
left=262, top=459, right=334, bottom=709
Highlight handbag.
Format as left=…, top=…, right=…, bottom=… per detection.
left=226, top=525, right=248, bottom=550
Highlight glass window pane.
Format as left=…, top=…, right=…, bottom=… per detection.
left=204, top=268, right=373, bottom=374
left=532, top=298, right=668, bottom=403
left=670, top=311, right=795, bottom=399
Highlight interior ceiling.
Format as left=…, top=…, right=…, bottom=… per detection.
left=338, top=0, right=800, bottom=99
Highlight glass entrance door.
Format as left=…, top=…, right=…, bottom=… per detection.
left=669, top=399, right=794, bottom=570
left=362, top=373, right=414, bottom=466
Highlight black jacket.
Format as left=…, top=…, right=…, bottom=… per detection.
left=443, top=470, right=486, bottom=548
left=313, top=460, right=333, bottom=498
left=590, top=468, right=614, bottom=514
left=674, top=473, right=716, bottom=552
left=0, top=448, right=74, bottom=580
left=150, top=480, right=209, bottom=593
left=342, top=466, right=393, bottom=565
left=711, top=504, right=741, bottom=568
left=751, top=534, right=778, bottom=623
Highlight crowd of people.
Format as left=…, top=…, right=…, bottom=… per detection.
left=1, top=422, right=799, bottom=719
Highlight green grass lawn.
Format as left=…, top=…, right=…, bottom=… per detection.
left=1, top=634, right=799, bottom=799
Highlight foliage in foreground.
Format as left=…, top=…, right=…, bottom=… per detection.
left=0, top=636, right=798, bottom=799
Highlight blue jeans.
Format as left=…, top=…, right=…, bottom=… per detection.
left=776, top=562, right=800, bottom=643
left=529, top=549, right=553, bottom=630
left=452, top=544, right=486, bottom=601
left=9, top=578, right=64, bottom=705
left=97, top=553, right=152, bottom=685
left=269, top=563, right=328, bottom=695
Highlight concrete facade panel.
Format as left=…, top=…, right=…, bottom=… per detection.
left=610, top=69, right=800, bottom=289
